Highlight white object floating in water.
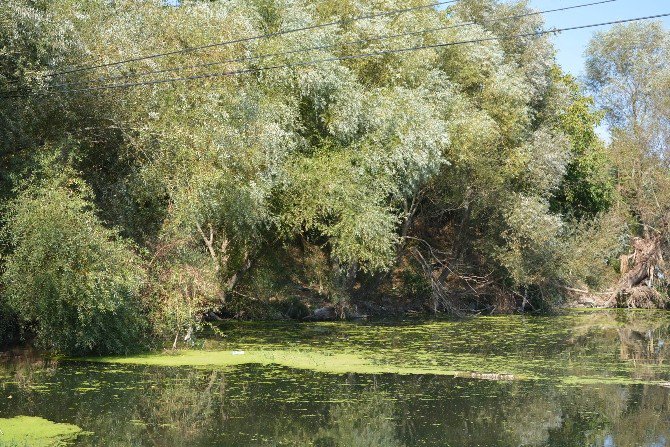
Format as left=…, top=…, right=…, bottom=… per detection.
left=231, top=350, right=245, bottom=355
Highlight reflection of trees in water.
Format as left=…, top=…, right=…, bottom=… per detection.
left=268, top=391, right=405, bottom=447
left=0, top=349, right=58, bottom=392
left=133, top=369, right=229, bottom=446
left=618, top=326, right=669, bottom=364
left=120, top=374, right=405, bottom=447
left=62, top=368, right=231, bottom=446
left=591, top=385, right=670, bottom=447
left=456, top=381, right=670, bottom=447
left=70, top=414, right=146, bottom=447
left=139, top=370, right=227, bottom=435
left=69, top=368, right=670, bottom=447
left=312, top=393, right=404, bottom=447
left=70, top=368, right=405, bottom=447
left=3, top=356, right=670, bottom=446
left=504, top=391, right=563, bottom=446
left=611, top=314, right=670, bottom=382
left=564, top=312, right=670, bottom=382
left=538, top=383, right=670, bottom=447
left=129, top=375, right=402, bottom=446
left=388, top=376, right=670, bottom=447
left=613, top=313, right=670, bottom=364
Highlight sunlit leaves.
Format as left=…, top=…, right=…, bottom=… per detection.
left=2, top=158, right=146, bottom=354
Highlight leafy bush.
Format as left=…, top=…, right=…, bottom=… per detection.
left=2, top=166, right=147, bottom=355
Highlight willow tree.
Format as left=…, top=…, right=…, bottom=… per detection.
left=586, top=21, right=670, bottom=233
left=586, top=22, right=670, bottom=306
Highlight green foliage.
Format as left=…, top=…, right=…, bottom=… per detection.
left=396, top=268, right=432, bottom=303
left=0, top=298, right=19, bottom=348
left=1, top=0, right=665, bottom=352
left=586, top=21, right=670, bottom=136
left=277, top=148, right=401, bottom=272
left=586, top=22, right=670, bottom=239
left=2, top=159, right=147, bottom=354
left=497, top=195, right=564, bottom=289
left=142, top=239, right=221, bottom=344
left=550, top=73, right=615, bottom=220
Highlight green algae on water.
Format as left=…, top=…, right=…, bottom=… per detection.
left=0, top=416, right=83, bottom=446
left=84, top=349, right=482, bottom=378
left=84, top=348, right=670, bottom=385
left=78, top=310, right=670, bottom=386
left=7, top=310, right=670, bottom=447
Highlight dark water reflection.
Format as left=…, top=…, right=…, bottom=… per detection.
left=1, top=310, right=670, bottom=446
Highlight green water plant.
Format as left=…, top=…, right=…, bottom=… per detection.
left=0, top=416, right=83, bottom=447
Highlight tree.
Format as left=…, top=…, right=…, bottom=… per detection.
left=550, top=73, right=614, bottom=220
left=2, top=158, right=146, bottom=354
left=586, top=21, right=670, bottom=306
left=0, top=0, right=649, bottom=353
left=586, top=21, right=670, bottom=153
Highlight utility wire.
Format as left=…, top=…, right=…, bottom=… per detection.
left=41, top=0, right=617, bottom=92
left=4, top=12, right=669, bottom=99
left=35, top=0, right=459, bottom=80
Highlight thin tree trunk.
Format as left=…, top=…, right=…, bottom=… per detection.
left=196, top=222, right=220, bottom=272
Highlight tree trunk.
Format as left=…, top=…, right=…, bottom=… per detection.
left=610, top=236, right=668, bottom=308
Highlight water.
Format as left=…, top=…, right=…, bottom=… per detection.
left=1, top=310, right=670, bottom=446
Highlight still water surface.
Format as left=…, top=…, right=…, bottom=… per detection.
left=1, top=310, right=670, bottom=446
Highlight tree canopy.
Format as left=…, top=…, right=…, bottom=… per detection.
left=0, top=0, right=666, bottom=354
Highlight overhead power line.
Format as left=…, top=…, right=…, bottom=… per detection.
left=43, top=0, right=618, bottom=92
left=4, top=12, right=670, bottom=100
left=36, top=0, right=459, bottom=80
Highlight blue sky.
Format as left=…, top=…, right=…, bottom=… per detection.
left=529, top=0, right=670, bottom=78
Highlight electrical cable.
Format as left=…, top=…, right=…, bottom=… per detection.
left=41, top=0, right=617, bottom=92
left=36, top=0, right=460, bottom=79
left=4, top=11, right=669, bottom=99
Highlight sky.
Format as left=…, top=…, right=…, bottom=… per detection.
left=528, top=0, right=670, bottom=78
